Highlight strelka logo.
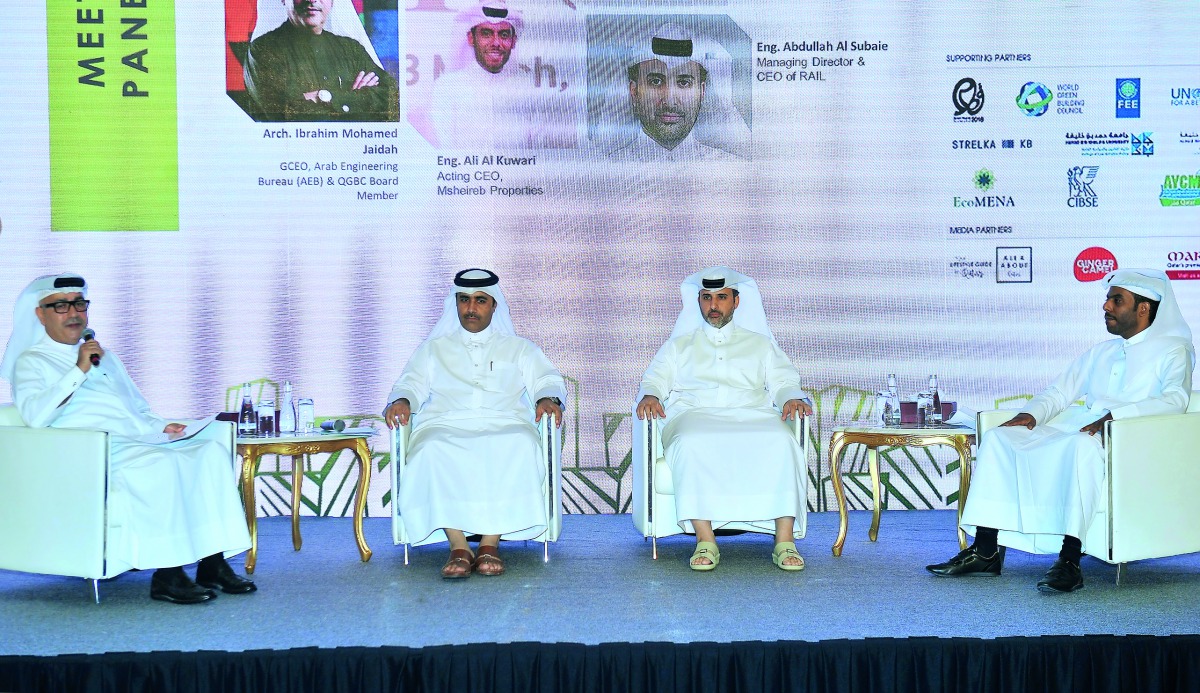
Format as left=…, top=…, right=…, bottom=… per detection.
left=996, top=247, right=1032, bottom=283
left=1074, top=247, right=1117, bottom=282
left=1159, top=171, right=1200, bottom=207
left=1067, top=166, right=1099, bottom=207
left=1116, top=78, right=1141, bottom=118
left=1016, top=82, right=1053, bottom=116
left=953, top=168, right=1015, bottom=207
left=953, top=78, right=985, bottom=122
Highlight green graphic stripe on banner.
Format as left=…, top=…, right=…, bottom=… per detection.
left=47, top=0, right=178, bottom=231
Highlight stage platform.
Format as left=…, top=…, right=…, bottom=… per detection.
left=3, top=511, right=1200, bottom=692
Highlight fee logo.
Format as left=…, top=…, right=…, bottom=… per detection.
left=1116, top=78, right=1141, bottom=118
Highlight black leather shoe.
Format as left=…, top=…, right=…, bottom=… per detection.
left=196, top=559, right=257, bottom=595
left=925, top=546, right=1005, bottom=577
left=150, top=569, right=218, bottom=604
left=1037, top=558, right=1084, bottom=593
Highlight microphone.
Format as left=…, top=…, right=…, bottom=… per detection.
left=320, top=419, right=346, bottom=432
left=81, top=328, right=101, bottom=366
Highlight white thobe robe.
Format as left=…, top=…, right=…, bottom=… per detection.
left=12, top=334, right=250, bottom=572
left=430, top=66, right=535, bottom=150
left=608, top=128, right=742, bottom=162
left=639, top=323, right=809, bottom=532
left=961, top=331, right=1193, bottom=554
left=388, top=325, right=565, bottom=545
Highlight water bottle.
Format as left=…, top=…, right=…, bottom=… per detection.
left=279, top=381, right=296, bottom=433
left=886, top=374, right=901, bottom=426
left=929, top=375, right=942, bottom=425
left=238, top=383, right=256, bottom=437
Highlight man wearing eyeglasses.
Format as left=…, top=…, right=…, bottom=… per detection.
left=0, top=273, right=257, bottom=605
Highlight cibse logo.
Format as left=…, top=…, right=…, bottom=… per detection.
left=1074, top=247, right=1117, bottom=281
left=1067, top=166, right=1099, bottom=207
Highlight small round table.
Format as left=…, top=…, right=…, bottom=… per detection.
left=828, top=424, right=976, bottom=556
left=236, top=431, right=375, bottom=573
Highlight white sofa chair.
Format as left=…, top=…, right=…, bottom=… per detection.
left=631, top=413, right=810, bottom=558
left=0, top=404, right=239, bottom=602
left=976, top=391, right=1200, bottom=584
left=390, top=417, right=562, bottom=564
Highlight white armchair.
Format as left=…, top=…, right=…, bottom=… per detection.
left=631, top=413, right=810, bottom=558
left=390, top=417, right=562, bottom=564
left=0, top=405, right=239, bottom=602
left=976, top=391, right=1200, bottom=583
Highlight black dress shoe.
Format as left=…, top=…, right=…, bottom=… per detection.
left=1037, top=558, right=1084, bottom=593
left=196, top=559, right=257, bottom=595
left=925, top=546, right=1006, bottom=577
left=150, top=569, right=218, bottom=604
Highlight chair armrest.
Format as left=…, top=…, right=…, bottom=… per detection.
left=1106, top=411, right=1200, bottom=562
left=390, top=423, right=411, bottom=545
left=630, top=413, right=654, bottom=535
left=0, top=426, right=111, bottom=578
left=538, top=416, right=563, bottom=542
left=977, top=410, right=1012, bottom=435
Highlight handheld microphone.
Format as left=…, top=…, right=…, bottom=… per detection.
left=320, top=419, right=346, bottom=432
left=81, top=328, right=101, bottom=366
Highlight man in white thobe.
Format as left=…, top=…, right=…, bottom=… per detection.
left=429, top=1, right=535, bottom=150
left=928, top=268, right=1194, bottom=592
left=636, top=267, right=811, bottom=571
left=384, top=269, right=565, bottom=578
left=0, top=274, right=255, bottom=604
left=608, top=24, right=745, bottom=162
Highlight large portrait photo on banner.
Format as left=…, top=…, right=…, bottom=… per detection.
left=225, top=0, right=400, bottom=122
left=587, top=14, right=752, bottom=162
left=405, top=0, right=583, bottom=150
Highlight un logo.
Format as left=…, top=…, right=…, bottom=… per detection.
left=1016, top=82, right=1053, bottom=117
left=953, top=77, right=985, bottom=115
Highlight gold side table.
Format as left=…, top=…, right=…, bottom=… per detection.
left=829, top=425, right=976, bottom=556
left=236, top=431, right=375, bottom=573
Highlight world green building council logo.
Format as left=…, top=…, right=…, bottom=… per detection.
left=1016, top=82, right=1053, bottom=117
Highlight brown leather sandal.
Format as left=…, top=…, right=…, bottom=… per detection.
left=441, top=548, right=475, bottom=579
left=473, top=545, right=505, bottom=577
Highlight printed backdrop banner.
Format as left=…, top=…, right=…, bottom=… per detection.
left=2, top=1, right=1198, bottom=519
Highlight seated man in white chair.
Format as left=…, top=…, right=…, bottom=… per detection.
left=635, top=267, right=812, bottom=572
left=0, top=273, right=255, bottom=604
left=928, top=268, right=1194, bottom=592
left=384, top=269, right=565, bottom=579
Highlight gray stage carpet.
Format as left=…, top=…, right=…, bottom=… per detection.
left=3, top=511, right=1200, bottom=656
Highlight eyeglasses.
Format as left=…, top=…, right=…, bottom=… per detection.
left=40, top=299, right=90, bottom=314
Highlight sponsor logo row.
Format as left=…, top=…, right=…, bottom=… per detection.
left=949, top=168, right=1200, bottom=208
left=953, top=77, right=1199, bottom=122
left=951, top=131, right=1200, bottom=157
left=949, top=246, right=1200, bottom=284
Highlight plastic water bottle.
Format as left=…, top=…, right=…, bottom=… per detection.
left=238, top=383, right=256, bottom=437
left=279, top=381, right=296, bottom=433
left=886, top=374, right=901, bottom=426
